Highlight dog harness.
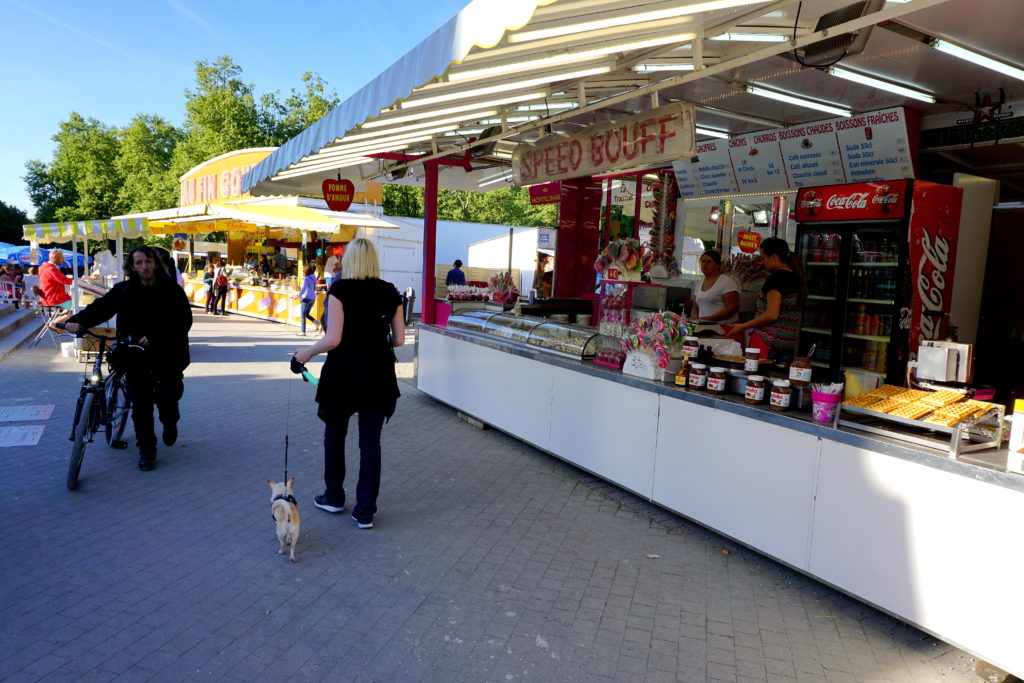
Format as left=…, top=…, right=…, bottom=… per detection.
left=271, top=493, right=298, bottom=519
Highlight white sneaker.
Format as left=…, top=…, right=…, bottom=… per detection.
left=351, top=514, right=374, bottom=529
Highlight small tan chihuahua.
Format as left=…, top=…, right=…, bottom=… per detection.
left=268, top=478, right=300, bottom=562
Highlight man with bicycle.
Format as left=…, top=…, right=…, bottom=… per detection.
left=63, top=246, right=192, bottom=471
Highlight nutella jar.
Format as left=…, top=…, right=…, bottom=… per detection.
left=688, top=362, right=707, bottom=390
left=770, top=380, right=791, bottom=411
left=707, top=367, right=727, bottom=395
left=681, top=336, right=700, bottom=360
left=743, top=347, right=761, bottom=374
left=745, top=375, right=765, bottom=404
left=788, top=357, right=813, bottom=387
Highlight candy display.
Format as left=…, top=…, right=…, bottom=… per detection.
left=619, top=311, right=694, bottom=369
left=593, top=238, right=654, bottom=275
left=649, top=172, right=680, bottom=276
left=722, top=253, right=768, bottom=291
left=446, top=284, right=490, bottom=301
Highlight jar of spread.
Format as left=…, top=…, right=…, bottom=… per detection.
left=770, top=379, right=791, bottom=411
left=788, top=357, right=813, bottom=386
left=743, top=347, right=761, bottom=374
left=682, top=336, right=699, bottom=360
left=745, top=375, right=765, bottom=404
left=674, top=358, right=689, bottom=387
left=688, top=362, right=707, bottom=390
left=707, top=367, right=727, bottom=394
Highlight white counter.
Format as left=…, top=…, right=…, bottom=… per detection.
left=417, top=324, right=1024, bottom=677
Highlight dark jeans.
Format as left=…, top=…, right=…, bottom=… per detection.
left=322, top=405, right=386, bottom=521
left=211, top=286, right=227, bottom=314
left=204, top=286, right=214, bottom=312
left=300, top=299, right=317, bottom=333
left=126, top=369, right=184, bottom=453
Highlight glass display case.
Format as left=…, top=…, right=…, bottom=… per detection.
left=446, top=310, right=599, bottom=361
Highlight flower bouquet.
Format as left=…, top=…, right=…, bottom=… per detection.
left=487, top=271, right=519, bottom=304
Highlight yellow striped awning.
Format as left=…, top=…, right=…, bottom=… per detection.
left=22, top=218, right=149, bottom=243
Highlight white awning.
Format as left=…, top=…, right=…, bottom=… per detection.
left=242, top=0, right=984, bottom=197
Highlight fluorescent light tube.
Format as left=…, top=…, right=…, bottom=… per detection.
left=451, top=33, right=696, bottom=82
left=634, top=63, right=696, bottom=73
left=406, top=66, right=611, bottom=109
left=746, top=85, right=852, bottom=118
left=695, top=127, right=730, bottom=139
left=363, top=93, right=548, bottom=128
left=510, top=0, right=765, bottom=43
left=711, top=33, right=788, bottom=42
left=478, top=171, right=512, bottom=187
left=933, top=39, right=1024, bottom=82
left=830, top=67, right=936, bottom=103
left=515, top=102, right=576, bottom=111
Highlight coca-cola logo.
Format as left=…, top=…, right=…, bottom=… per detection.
left=826, top=192, right=870, bottom=210
left=917, top=228, right=951, bottom=344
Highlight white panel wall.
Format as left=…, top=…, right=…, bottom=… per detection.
left=549, top=365, right=659, bottom=498
left=810, top=442, right=1024, bottom=676
left=653, top=398, right=821, bottom=569
left=418, top=330, right=552, bottom=450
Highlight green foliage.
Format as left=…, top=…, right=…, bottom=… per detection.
left=0, top=200, right=31, bottom=244
left=382, top=185, right=424, bottom=217
left=438, top=186, right=557, bottom=227
left=271, top=72, right=340, bottom=144
left=116, top=114, right=183, bottom=213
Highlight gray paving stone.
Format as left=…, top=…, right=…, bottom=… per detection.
left=0, top=317, right=983, bottom=681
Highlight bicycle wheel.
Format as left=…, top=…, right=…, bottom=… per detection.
left=105, top=375, right=129, bottom=446
left=67, top=393, right=94, bottom=491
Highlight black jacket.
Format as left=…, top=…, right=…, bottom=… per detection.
left=68, top=276, right=193, bottom=372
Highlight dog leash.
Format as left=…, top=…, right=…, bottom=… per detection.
left=285, top=355, right=319, bottom=482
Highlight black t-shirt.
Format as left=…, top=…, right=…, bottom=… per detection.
left=761, top=269, right=801, bottom=298
left=315, top=278, right=403, bottom=420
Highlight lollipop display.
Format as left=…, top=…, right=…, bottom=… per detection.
left=620, top=311, right=695, bottom=370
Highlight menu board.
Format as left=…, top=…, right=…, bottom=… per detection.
left=672, top=140, right=738, bottom=198
left=673, top=108, right=912, bottom=199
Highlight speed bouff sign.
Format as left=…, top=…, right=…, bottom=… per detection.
left=512, top=102, right=695, bottom=185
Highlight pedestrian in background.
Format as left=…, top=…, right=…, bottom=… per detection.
left=203, top=263, right=215, bottom=314
left=294, top=238, right=405, bottom=530
left=296, top=263, right=320, bottom=336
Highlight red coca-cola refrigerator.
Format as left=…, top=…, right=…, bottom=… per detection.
left=794, top=179, right=962, bottom=386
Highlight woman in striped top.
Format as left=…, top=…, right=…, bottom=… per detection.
left=726, top=238, right=803, bottom=362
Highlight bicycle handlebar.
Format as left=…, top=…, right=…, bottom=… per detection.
left=54, top=323, right=141, bottom=349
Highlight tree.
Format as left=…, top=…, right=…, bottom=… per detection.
left=382, top=185, right=423, bottom=217
left=116, top=114, right=183, bottom=213
left=170, top=56, right=275, bottom=180
left=23, top=112, right=123, bottom=223
left=0, top=200, right=30, bottom=244
left=271, top=72, right=340, bottom=144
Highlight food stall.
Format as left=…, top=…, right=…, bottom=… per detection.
left=239, top=1, right=1024, bottom=675
left=116, top=148, right=397, bottom=328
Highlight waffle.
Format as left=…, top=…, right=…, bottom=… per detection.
left=889, top=389, right=931, bottom=404
left=843, top=394, right=882, bottom=408
left=920, top=389, right=965, bottom=407
left=923, top=413, right=963, bottom=428
left=964, top=400, right=995, bottom=418
left=867, top=384, right=905, bottom=398
left=867, top=398, right=908, bottom=414
left=886, top=402, right=934, bottom=420
left=931, top=402, right=977, bottom=421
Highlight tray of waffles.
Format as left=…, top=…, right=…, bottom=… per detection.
left=842, top=394, right=1001, bottom=434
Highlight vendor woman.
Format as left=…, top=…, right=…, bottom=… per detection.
left=691, top=249, right=739, bottom=323
left=725, top=237, right=802, bottom=361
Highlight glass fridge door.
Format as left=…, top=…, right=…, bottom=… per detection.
left=797, top=228, right=844, bottom=373
left=839, top=226, right=900, bottom=380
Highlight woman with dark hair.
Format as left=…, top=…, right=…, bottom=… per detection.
left=726, top=237, right=803, bottom=361
left=691, top=249, right=739, bottom=323
left=293, top=238, right=405, bottom=529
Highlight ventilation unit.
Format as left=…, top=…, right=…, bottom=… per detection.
left=800, top=0, right=884, bottom=66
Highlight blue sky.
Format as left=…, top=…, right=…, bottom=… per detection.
left=0, top=0, right=470, bottom=218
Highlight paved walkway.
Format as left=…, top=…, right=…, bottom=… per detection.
left=1, top=313, right=980, bottom=682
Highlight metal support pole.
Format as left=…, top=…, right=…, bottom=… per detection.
left=421, top=161, right=439, bottom=325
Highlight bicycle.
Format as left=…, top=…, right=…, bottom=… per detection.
left=59, top=326, right=140, bottom=490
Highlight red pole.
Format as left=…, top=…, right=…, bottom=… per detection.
left=421, top=160, right=439, bottom=325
